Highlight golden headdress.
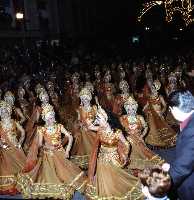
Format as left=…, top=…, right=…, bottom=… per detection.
left=124, top=96, right=138, bottom=108
left=41, top=104, right=54, bottom=121
left=79, top=87, right=92, bottom=99
left=0, top=100, right=12, bottom=116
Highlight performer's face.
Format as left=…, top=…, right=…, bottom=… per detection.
left=124, top=104, right=137, bottom=115
left=168, top=78, right=177, bottom=84
left=18, top=87, right=25, bottom=98
left=0, top=108, right=11, bottom=119
left=104, top=74, right=111, bottom=82
left=45, top=111, right=55, bottom=125
left=4, top=96, right=14, bottom=106
left=40, top=93, right=49, bottom=103
left=95, top=71, right=100, bottom=79
left=24, top=81, right=30, bottom=89
left=46, top=82, right=54, bottom=91
left=80, top=95, right=91, bottom=105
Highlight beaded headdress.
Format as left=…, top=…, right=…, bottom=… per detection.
left=79, top=87, right=92, bottom=99
left=119, top=80, right=129, bottom=91
left=124, top=96, right=138, bottom=108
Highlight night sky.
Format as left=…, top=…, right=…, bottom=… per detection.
left=92, top=0, right=142, bottom=37
left=95, top=0, right=194, bottom=38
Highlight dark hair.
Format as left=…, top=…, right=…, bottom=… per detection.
left=104, top=108, right=124, bottom=132
left=168, top=89, right=194, bottom=113
left=139, top=166, right=171, bottom=198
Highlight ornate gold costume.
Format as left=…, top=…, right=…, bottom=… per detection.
left=86, top=129, right=143, bottom=200
left=0, top=122, right=26, bottom=195
left=144, top=95, right=177, bottom=148
left=71, top=105, right=97, bottom=168
left=120, top=115, right=163, bottom=171
left=17, top=123, right=86, bottom=199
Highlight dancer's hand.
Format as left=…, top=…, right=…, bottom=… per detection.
left=64, top=150, right=70, bottom=159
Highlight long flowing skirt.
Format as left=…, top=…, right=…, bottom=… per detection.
left=145, top=109, right=177, bottom=149
left=17, top=148, right=86, bottom=199
left=71, top=125, right=96, bottom=169
left=0, top=147, right=26, bottom=195
left=126, top=134, right=164, bottom=174
left=86, top=146, right=144, bottom=200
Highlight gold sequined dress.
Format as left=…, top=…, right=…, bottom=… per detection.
left=120, top=115, right=163, bottom=171
left=71, top=106, right=97, bottom=168
left=86, top=129, right=143, bottom=200
left=144, top=95, right=177, bottom=148
left=0, top=121, right=26, bottom=195
left=17, top=123, right=86, bottom=199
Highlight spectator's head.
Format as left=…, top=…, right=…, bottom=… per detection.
left=168, top=90, right=194, bottom=122
left=139, top=166, right=171, bottom=198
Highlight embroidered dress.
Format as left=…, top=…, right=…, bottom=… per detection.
left=71, top=106, right=97, bottom=168
left=0, top=121, right=26, bottom=194
left=144, top=96, right=177, bottom=149
left=120, top=115, right=163, bottom=171
left=86, top=129, right=144, bottom=200
left=17, top=123, right=86, bottom=199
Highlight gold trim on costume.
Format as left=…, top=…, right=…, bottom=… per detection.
left=86, top=181, right=144, bottom=200
left=0, top=176, right=16, bottom=188
left=17, top=171, right=85, bottom=199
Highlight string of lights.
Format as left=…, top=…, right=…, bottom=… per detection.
left=138, top=0, right=194, bottom=27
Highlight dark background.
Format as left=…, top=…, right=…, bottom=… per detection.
left=1, top=0, right=194, bottom=53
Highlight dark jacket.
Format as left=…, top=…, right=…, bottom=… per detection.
left=169, top=113, right=194, bottom=200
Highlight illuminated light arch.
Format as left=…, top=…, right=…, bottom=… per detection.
left=138, top=0, right=194, bottom=26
